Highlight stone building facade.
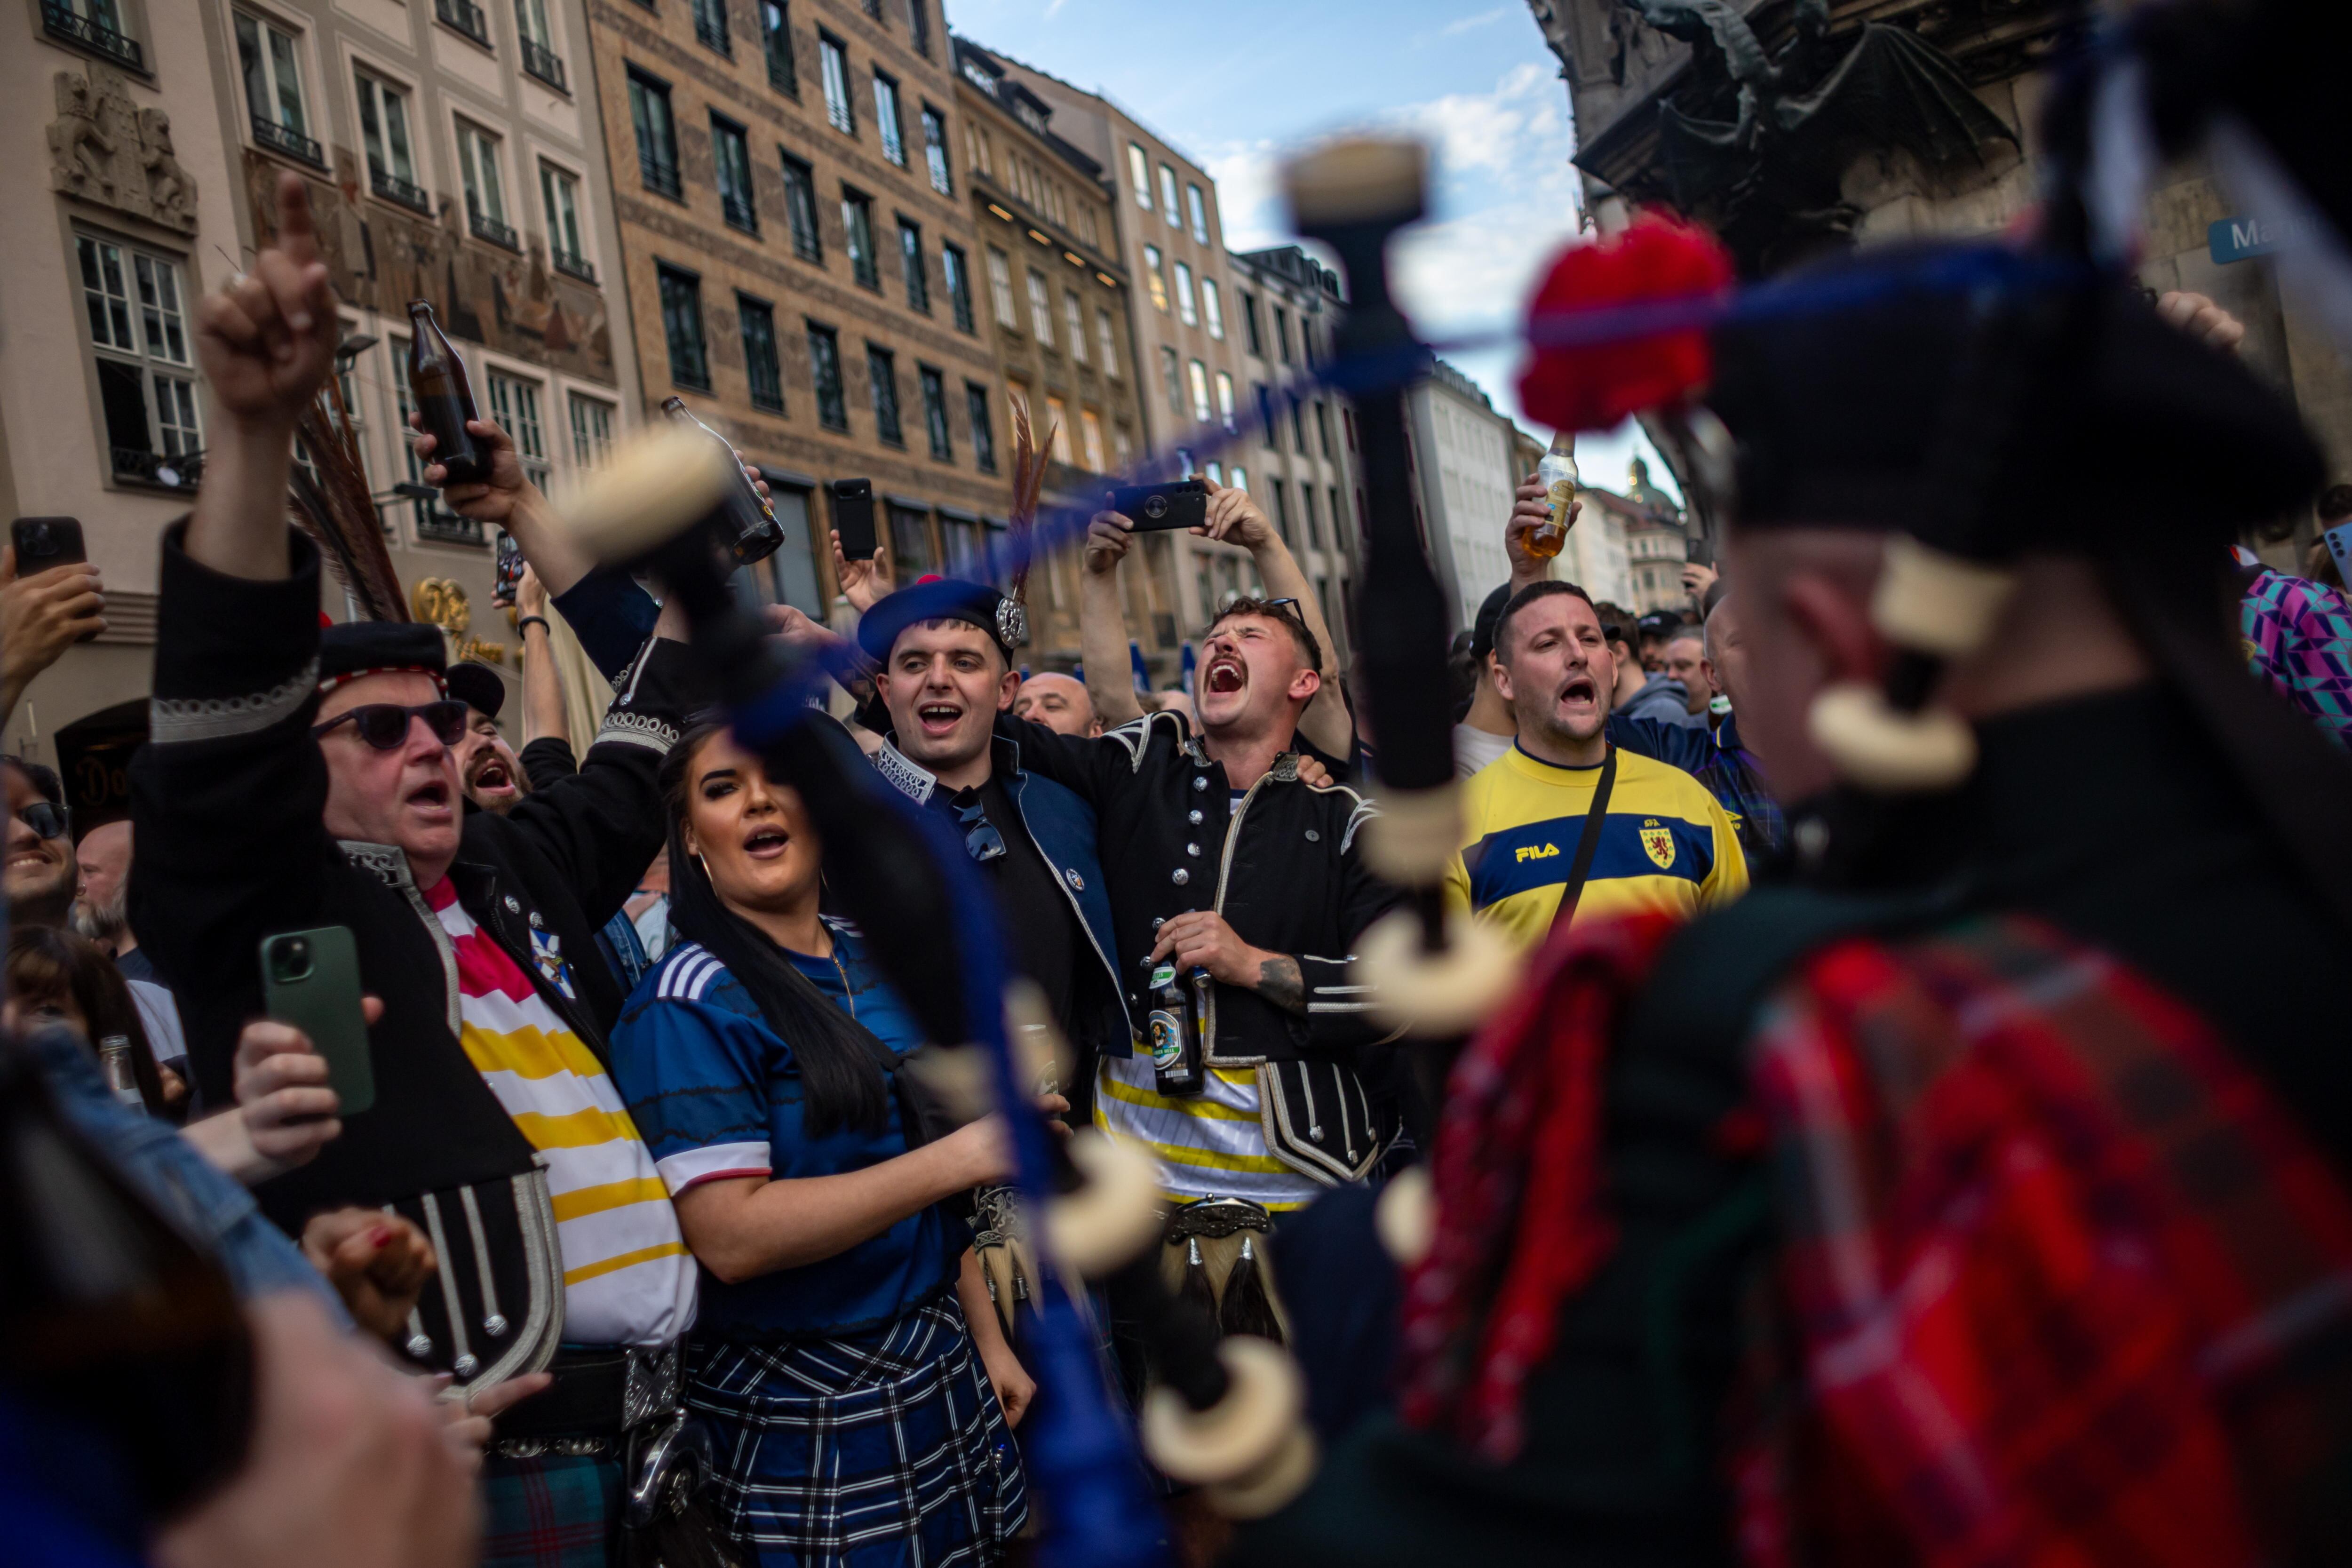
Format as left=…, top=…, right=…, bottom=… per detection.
left=950, top=35, right=1177, bottom=682
left=1530, top=0, right=2352, bottom=553
left=1404, top=358, right=1522, bottom=632
left=197, top=0, right=646, bottom=697
left=1228, top=243, right=1362, bottom=663
left=584, top=0, right=1008, bottom=620
left=986, top=51, right=1259, bottom=643
left=5, top=2, right=246, bottom=814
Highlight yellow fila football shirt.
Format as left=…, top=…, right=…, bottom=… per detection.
left=1443, top=742, right=1748, bottom=948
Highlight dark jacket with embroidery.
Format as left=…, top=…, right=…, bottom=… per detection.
left=1001, top=709, right=1405, bottom=1182
left=869, top=731, right=1128, bottom=1059
left=129, top=528, right=688, bottom=1375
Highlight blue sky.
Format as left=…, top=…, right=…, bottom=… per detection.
left=946, top=0, right=1676, bottom=500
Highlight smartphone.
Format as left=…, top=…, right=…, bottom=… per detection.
left=12, top=516, right=87, bottom=572
left=260, top=927, right=374, bottom=1117
left=830, top=478, right=877, bottom=561
left=1109, top=480, right=1209, bottom=533
left=1684, top=534, right=1716, bottom=569
left=2325, top=519, right=2352, bottom=584
left=493, top=530, right=524, bottom=606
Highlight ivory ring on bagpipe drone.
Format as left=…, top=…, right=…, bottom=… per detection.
left=1142, top=1336, right=1306, bottom=1486
left=1045, top=1130, right=1164, bottom=1280
left=1353, top=905, right=1521, bottom=1036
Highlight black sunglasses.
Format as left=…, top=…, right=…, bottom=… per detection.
left=12, top=800, right=68, bottom=841
left=311, top=700, right=470, bottom=751
left=954, top=798, right=1006, bottom=864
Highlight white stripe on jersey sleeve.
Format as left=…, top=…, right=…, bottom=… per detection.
left=653, top=1140, right=772, bottom=1196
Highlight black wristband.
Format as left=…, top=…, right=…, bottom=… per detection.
left=517, top=615, right=550, bottom=635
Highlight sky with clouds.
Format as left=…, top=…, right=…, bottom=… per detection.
left=946, top=0, right=1675, bottom=499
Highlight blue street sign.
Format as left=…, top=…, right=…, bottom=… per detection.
left=2209, top=215, right=2322, bottom=265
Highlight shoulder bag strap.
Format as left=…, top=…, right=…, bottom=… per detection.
left=1548, top=747, right=1619, bottom=933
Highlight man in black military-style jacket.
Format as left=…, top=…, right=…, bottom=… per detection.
left=129, top=172, right=695, bottom=1566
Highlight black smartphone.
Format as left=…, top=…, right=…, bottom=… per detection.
left=12, top=516, right=86, bottom=572
left=1109, top=480, right=1209, bottom=533
left=493, top=530, right=524, bottom=607
left=831, top=478, right=877, bottom=561
left=260, top=927, right=374, bottom=1117
left=1685, top=534, right=1715, bottom=569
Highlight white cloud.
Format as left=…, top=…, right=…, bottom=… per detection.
left=1200, top=140, right=1285, bottom=251
left=1384, top=61, right=1563, bottom=180
left=1442, top=6, right=1512, bottom=37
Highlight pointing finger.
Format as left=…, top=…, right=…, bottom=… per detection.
left=273, top=170, right=320, bottom=270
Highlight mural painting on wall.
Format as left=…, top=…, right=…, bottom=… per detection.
left=241, top=151, right=614, bottom=384
left=48, top=64, right=199, bottom=233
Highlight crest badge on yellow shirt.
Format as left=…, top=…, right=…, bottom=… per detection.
left=1639, top=820, right=1676, bottom=869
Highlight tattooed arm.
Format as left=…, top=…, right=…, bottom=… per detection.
left=1145, top=912, right=1309, bottom=1016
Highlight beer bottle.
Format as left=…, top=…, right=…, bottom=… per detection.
left=1145, top=958, right=1205, bottom=1096
left=660, top=397, right=786, bottom=567
left=1529, top=431, right=1577, bottom=560
left=405, top=301, right=492, bottom=485
left=0, top=1033, right=255, bottom=1521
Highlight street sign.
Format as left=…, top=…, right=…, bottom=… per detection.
left=2209, top=215, right=2323, bottom=265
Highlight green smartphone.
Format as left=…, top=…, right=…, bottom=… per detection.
left=259, top=926, right=374, bottom=1117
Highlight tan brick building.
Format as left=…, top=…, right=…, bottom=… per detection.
left=988, top=54, right=1258, bottom=645
left=582, top=0, right=1008, bottom=615
left=950, top=36, right=1181, bottom=683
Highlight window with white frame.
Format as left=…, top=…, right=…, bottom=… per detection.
left=540, top=162, right=590, bottom=277
left=1096, top=307, right=1119, bottom=377
left=873, top=71, right=906, bottom=165
left=987, top=247, right=1017, bottom=328
left=486, top=371, right=550, bottom=487
left=1215, top=370, right=1236, bottom=431
left=922, top=104, right=952, bottom=194
left=1188, top=358, right=1211, bottom=424
left=1187, top=183, right=1209, bottom=244
left=568, top=391, right=615, bottom=468
left=236, top=11, right=318, bottom=163
left=819, top=33, right=853, bottom=134
left=1201, top=278, right=1224, bottom=341
left=1080, top=408, right=1106, bottom=473
left=457, top=121, right=510, bottom=238
left=1128, top=143, right=1150, bottom=208
left=79, top=235, right=201, bottom=484
left=355, top=70, right=422, bottom=207
left=1173, top=260, right=1196, bottom=326
left=1026, top=268, right=1054, bottom=348
left=1158, top=163, right=1180, bottom=228
left=1065, top=290, right=1087, bottom=362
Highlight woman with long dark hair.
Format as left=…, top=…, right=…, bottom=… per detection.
left=609, top=717, right=1039, bottom=1566
left=4, top=923, right=175, bottom=1117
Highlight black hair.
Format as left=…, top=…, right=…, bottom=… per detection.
left=2, top=756, right=64, bottom=807
left=1207, top=595, right=1324, bottom=677
left=1590, top=600, right=1639, bottom=651
left=1494, top=580, right=1598, bottom=662
left=659, top=719, right=892, bottom=1140
left=2320, top=484, right=2352, bottom=525
left=7, top=924, right=167, bottom=1118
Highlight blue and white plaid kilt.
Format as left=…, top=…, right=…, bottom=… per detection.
left=687, top=1295, right=1028, bottom=1568
left=480, top=1449, right=624, bottom=1568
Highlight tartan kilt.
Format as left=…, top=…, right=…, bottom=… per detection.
left=480, top=1449, right=626, bottom=1568
left=687, top=1294, right=1029, bottom=1568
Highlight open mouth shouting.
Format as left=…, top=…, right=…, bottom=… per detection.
left=1553, top=671, right=1600, bottom=717
left=405, top=776, right=455, bottom=823
left=915, top=699, right=966, bottom=739
left=466, top=752, right=517, bottom=798
left=742, top=822, right=791, bottom=860
left=1203, top=653, right=1248, bottom=697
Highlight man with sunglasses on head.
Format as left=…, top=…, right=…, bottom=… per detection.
left=131, top=174, right=699, bottom=1568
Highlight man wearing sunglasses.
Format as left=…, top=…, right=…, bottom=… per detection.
left=130, top=173, right=702, bottom=1564
left=854, top=581, right=1129, bottom=1109
left=3, top=756, right=77, bottom=929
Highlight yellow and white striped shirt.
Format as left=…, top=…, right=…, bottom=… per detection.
left=1095, top=1055, right=1326, bottom=1212
left=429, top=880, right=696, bottom=1346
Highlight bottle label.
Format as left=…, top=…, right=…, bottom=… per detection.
left=1148, top=1009, right=1185, bottom=1071
left=1149, top=962, right=1177, bottom=990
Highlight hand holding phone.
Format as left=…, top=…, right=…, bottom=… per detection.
left=260, top=927, right=375, bottom=1116
left=12, top=517, right=87, bottom=573
left=1107, top=480, right=1209, bottom=534
left=830, top=478, right=877, bottom=561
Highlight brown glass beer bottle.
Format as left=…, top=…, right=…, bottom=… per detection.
left=406, top=300, right=492, bottom=485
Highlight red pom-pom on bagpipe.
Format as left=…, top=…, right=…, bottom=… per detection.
left=1516, top=214, right=1735, bottom=434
